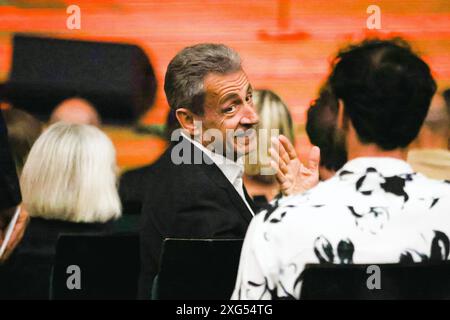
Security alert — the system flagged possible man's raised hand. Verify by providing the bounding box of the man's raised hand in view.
[269,135,320,196]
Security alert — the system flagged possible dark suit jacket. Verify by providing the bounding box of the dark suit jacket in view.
[138,136,257,298]
[0,110,21,211]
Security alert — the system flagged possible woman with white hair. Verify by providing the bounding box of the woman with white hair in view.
[1,122,121,299]
[21,122,121,223]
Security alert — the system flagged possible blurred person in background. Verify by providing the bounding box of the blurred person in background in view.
[306,85,347,180]
[3,108,43,176]
[0,122,121,299]
[0,107,29,264]
[50,97,101,127]
[444,88,450,149]
[408,92,450,180]
[244,89,295,210]
[443,89,450,117]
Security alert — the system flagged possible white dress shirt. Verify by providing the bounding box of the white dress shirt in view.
[232,157,450,299]
[181,132,254,216]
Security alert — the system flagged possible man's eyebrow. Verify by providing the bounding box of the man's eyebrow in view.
[218,83,252,105]
[219,92,240,105]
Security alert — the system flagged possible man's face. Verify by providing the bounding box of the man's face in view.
[196,70,259,158]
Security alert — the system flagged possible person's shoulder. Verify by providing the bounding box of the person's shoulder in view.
[422,174,450,189]
[251,174,357,233]
[136,144,200,183]
[250,184,348,233]
[426,175,450,188]
[408,172,450,195]
[120,164,156,185]
[140,148,223,205]
[244,191,349,270]
[289,175,349,207]
[154,140,206,170]
[414,174,450,208]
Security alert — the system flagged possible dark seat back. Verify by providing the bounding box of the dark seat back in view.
[300,261,450,299]
[154,239,243,300]
[51,233,139,300]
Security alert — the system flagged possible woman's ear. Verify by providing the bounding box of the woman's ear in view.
[175,108,196,136]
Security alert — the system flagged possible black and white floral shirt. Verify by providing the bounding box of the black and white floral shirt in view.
[232,157,450,300]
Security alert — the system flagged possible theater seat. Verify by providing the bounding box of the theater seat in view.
[300,261,450,300]
[153,239,243,300]
[50,233,140,300]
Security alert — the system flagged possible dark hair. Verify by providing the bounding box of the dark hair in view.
[164,43,241,115]
[306,85,347,172]
[3,108,43,174]
[328,38,436,150]
[443,88,450,115]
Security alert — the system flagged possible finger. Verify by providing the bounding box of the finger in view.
[279,176,294,196]
[279,158,289,175]
[269,147,288,172]
[307,146,321,172]
[270,160,287,184]
[271,137,290,164]
[279,135,298,160]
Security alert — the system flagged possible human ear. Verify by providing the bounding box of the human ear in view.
[175,108,197,136]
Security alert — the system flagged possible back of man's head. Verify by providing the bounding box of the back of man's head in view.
[50,97,101,127]
[329,38,436,150]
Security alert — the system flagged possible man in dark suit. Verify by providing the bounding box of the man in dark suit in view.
[138,44,261,298]
[0,105,29,262]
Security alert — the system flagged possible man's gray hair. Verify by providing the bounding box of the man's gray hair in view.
[164,43,241,115]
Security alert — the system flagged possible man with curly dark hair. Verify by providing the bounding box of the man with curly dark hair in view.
[233,38,450,300]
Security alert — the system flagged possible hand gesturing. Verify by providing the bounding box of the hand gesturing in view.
[269,135,320,196]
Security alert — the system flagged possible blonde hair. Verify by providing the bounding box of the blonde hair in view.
[20,122,121,223]
[245,90,294,181]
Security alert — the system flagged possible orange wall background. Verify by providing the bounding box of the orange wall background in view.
[1,0,449,169]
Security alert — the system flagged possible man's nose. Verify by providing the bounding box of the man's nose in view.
[240,103,259,125]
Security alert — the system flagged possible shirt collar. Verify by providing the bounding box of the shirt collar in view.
[337,157,414,177]
[181,131,244,185]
